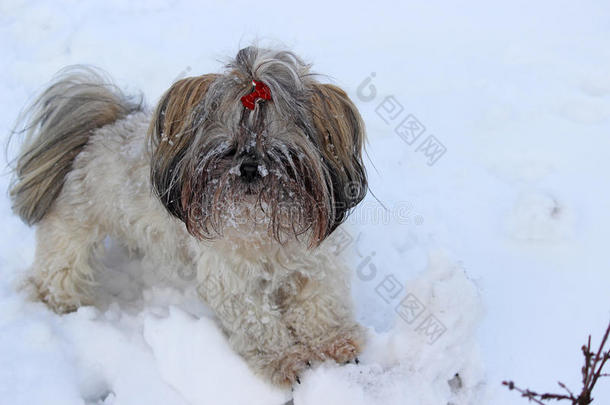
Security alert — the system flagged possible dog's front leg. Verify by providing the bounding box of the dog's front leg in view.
[197,269,315,386]
[282,274,366,365]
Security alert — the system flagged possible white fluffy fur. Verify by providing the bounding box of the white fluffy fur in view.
[27,111,365,385]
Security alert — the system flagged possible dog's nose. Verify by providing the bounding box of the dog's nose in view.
[239,160,259,182]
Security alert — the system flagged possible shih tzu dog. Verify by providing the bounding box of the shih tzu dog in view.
[9,46,367,386]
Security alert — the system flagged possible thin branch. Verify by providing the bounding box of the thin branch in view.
[503,321,610,404]
[558,381,576,399]
[502,381,546,405]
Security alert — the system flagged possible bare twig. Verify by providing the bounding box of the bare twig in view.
[503,321,610,404]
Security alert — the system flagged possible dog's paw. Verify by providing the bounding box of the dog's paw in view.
[26,273,90,314]
[40,291,81,314]
[261,344,315,387]
[317,324,366,364]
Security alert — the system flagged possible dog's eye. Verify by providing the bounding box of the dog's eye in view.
[225,146,237,157]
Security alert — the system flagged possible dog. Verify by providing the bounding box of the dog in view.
[9,46,368,386]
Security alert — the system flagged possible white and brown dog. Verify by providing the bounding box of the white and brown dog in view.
[9,46,368,386]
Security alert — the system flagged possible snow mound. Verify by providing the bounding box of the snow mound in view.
[294,251,485,405]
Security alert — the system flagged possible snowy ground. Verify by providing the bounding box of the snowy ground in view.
[1,1,610,404]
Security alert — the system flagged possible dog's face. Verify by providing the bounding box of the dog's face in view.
[148,47,366,247]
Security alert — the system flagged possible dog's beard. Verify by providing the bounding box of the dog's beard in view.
[179,136,331,246]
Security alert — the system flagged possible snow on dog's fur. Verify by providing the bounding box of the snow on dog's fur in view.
[9,46,368,386]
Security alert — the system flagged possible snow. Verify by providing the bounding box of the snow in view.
[258,164,269,177]
[1,0,610,404]
[142,308,289,405]
[294,252,485,405]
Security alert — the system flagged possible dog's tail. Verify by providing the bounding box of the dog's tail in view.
[8,66,142,225]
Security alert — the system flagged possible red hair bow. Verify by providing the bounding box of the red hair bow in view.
[241,80,272,110]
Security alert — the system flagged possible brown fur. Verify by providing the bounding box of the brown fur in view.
[309,83,367,234]
[148,74,220,222]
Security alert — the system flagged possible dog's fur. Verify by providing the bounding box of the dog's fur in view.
[9,46,367,386]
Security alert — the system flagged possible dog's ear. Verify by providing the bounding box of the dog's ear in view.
[309,83,367,239]
[148,74,218,221]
